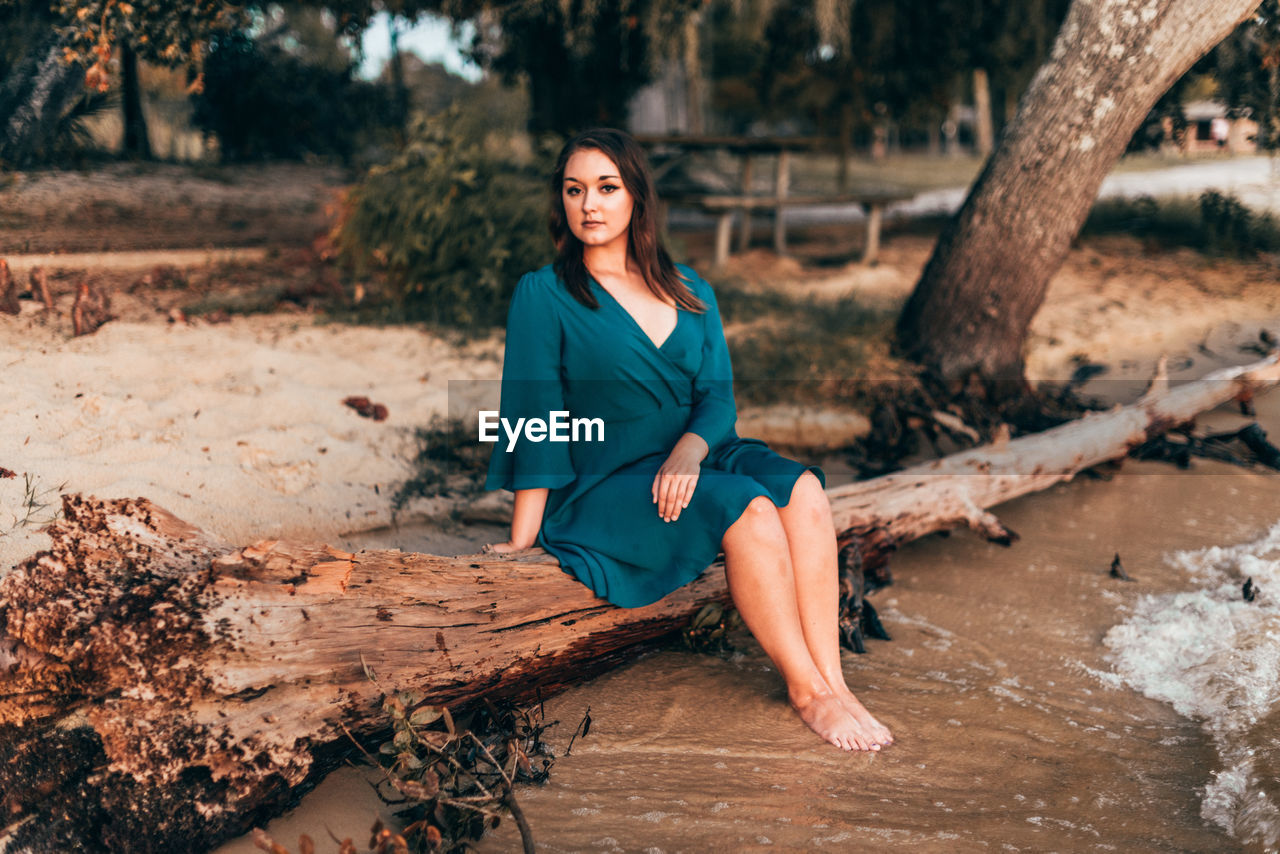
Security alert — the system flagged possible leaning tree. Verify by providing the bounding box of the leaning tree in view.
[896,0,1264,393]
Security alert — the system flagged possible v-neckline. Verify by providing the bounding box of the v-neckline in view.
[591,278,680,351]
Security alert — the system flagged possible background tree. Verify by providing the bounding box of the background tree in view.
[1213,0,1280,151]
[0,1,91,166]
[895,0,1262,395]
[0,0,400,164]
[191,6,404,162]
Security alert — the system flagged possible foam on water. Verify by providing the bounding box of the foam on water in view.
[1103,520,1280,851]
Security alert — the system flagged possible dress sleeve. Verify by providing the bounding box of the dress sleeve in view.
[684,272,737,450]
[484,274,577,492]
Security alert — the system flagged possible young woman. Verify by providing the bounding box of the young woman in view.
[484,128,893,752]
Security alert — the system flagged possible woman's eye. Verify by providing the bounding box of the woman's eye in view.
[601,184,618,193]
[565,187,580,196]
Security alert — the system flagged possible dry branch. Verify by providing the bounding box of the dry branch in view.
[30,267,53,311]
[0,259,18,316]
[1,354,1277,851]
[70,278,113,337]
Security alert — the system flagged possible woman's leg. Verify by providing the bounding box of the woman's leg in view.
[721,495,875,751]
[775,471,893,746]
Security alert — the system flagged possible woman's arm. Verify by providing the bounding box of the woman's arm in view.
[487,487,549,552]
[685,274,736,450]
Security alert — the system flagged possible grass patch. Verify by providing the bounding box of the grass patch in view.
[391,416,491,517]
[714,281,909,407]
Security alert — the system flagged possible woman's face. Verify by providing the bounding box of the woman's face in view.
[561,147,635,252]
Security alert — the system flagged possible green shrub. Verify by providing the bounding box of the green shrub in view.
[1083,191,1280,258]
[336,109,554,329]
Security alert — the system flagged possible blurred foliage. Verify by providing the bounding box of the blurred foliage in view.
[1138,0,1280,152]
[335,107,553,328]
[707,0,1070,142]
[1082,191,1280,258]
[1211,0,1280,151]
[0,1,50,79]
[464,0,690,133]
[192,26,403,162]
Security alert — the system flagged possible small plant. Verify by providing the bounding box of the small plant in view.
[1199,189,1257,255]
[682,602,744,657]
[391,416,491,519]
[1,472,65,538]
[352,690,555,853]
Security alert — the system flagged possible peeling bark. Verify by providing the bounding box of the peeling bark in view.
[1,355,1277,851]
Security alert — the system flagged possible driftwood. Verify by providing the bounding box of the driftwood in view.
[0,259,18,316]
[1,354,1278,851]
[70,278,112,337]
[30,267,53,311]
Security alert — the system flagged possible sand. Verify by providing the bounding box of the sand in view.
[0,282,503,571]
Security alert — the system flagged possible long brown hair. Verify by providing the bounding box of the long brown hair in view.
[549,128,705,313]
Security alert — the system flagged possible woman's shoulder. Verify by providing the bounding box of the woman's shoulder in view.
[673,262,718,306]
[513,264,570,302]
[519,264,559,288]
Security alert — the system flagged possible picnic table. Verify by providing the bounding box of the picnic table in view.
[636,134,913,268]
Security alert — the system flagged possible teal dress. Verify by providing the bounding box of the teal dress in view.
[485,263,824,608]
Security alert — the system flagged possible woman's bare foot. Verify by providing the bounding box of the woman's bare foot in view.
[789,690,881,751]
[827,681,894,747]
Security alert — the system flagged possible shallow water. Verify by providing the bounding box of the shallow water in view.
[472,464,1274,853]
[220,397,1280,854]
[1105,521,1280,851]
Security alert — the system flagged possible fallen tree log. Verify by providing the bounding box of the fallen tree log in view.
[1,354,1278,851]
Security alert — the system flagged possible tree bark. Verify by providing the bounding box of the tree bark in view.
[972,67,994,156]
[682,10,705,135]
[120,42,152,160]
[0,31,85,167]
[2,354,1278,851]
[896,0,1261,389]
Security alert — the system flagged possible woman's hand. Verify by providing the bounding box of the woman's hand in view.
[483,540,533,554]
[652,433,709,522]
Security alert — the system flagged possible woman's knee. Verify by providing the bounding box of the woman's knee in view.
[724,495,783,545]
[784,472,832,525]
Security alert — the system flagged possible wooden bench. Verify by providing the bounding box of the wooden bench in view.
[667,190,914,269]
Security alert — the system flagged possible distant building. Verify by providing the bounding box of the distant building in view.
[1179,101,1257,154]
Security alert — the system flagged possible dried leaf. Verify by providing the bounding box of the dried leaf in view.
[409,706,442,727]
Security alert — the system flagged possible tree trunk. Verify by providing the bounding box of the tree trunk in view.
[682,11,705,135]
[895,0,1260,389]
[2,354,1277,851]
[120,42,152,160]
[838,104,854,191]
[388,19,410,139]
[0,31,85,167]
[972,67,994,156]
